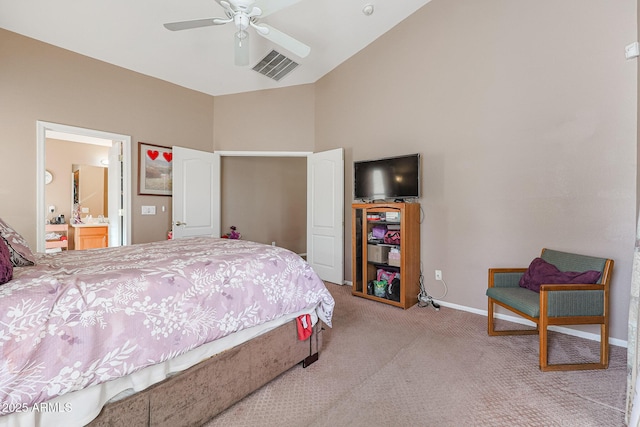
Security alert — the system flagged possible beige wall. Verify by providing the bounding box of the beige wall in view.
[221,156,306,254]
[0,28,215,245]
[315,0,636,341]
[213,85,315,152]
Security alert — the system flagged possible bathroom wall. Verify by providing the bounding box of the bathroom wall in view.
[45,138,109,225]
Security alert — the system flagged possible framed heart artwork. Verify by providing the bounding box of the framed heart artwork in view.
[138,142,173,196]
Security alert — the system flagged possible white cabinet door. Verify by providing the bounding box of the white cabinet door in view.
[172,147,220,239]
[307,148,344,284]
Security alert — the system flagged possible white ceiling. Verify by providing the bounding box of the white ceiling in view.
[0,0,431,96]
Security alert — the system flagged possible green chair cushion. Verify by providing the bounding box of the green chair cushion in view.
[486,287,604,318]
[486,287,540,318]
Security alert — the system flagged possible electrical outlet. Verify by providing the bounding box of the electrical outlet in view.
[141,205,156,215]
[626,41,640,59]
[435,270,442,281]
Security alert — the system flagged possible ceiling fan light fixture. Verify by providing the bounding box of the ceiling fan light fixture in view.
[234,31,250,66]
[236,29,248,42]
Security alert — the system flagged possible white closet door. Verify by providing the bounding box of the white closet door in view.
[172,147,220,239]
[307,148,344,284]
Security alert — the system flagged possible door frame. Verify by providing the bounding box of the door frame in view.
[216,151,312,157]
[36,121,132,252]
[215,150,313,247]
[215,151,312,244]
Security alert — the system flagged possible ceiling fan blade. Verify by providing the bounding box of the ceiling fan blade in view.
[164,18,230,31]
[234,31,250,66]
[255,0,303,18]
[256,23,310,58]
[215,0,233,12]
[247,6,263,18]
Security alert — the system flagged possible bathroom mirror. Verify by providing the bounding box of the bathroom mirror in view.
[72,164,108,221]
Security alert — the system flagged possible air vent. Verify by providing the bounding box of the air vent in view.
[252,50,299,81]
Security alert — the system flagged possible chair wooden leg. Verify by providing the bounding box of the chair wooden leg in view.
[540,321,609,372]
[488,298,495,335]
[539,318,548,370]
[487,298,539,336]
[600,323,609,368]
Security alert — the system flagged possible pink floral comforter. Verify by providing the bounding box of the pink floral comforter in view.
[0,237,334,413]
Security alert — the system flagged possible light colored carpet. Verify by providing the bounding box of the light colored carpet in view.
[204,283,626,427]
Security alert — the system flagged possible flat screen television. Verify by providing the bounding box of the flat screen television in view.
[354,153,420,201]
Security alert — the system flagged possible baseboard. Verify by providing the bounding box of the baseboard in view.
[342,280,352,286]
[433,299,628,349]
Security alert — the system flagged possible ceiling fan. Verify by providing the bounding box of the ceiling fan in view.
[164,0,311,66]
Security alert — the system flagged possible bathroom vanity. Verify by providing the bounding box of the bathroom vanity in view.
[71,223,108,250]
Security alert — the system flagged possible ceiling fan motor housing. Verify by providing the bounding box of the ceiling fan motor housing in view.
[234,13,250,32]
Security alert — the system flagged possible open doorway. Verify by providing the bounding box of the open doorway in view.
[36,121,132,252]
[220,156,307,255]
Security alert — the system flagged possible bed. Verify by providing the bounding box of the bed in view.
[0,222,334,427]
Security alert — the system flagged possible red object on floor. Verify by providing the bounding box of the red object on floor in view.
[296,314,312,340]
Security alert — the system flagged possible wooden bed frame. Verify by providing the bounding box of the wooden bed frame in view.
[86,320,326,427]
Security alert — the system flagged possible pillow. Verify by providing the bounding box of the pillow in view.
[0,218,36,267]
[0,237,13,284]
[519,257,601,293]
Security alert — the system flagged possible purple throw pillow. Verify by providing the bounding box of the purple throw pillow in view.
[0,237,13,285]
[518,257,601,293]
[0,217,35,267]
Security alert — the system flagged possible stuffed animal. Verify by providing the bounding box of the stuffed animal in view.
[223,225,241,239]
[228,226,240,239]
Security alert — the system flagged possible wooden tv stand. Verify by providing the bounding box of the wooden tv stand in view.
[351,202,420,309]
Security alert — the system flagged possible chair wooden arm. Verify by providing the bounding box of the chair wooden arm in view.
[489,268,528,275]
[539,283,604,292]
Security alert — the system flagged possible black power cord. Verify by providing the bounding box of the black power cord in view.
[417,270,447,311]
